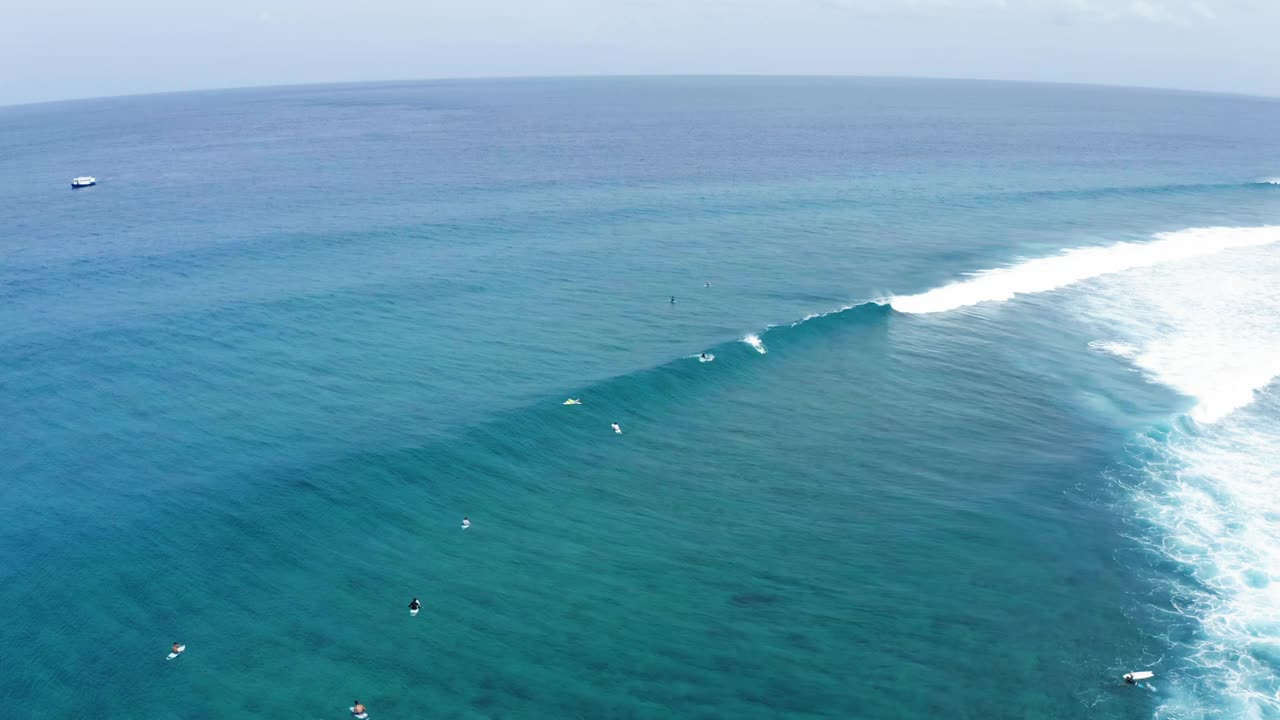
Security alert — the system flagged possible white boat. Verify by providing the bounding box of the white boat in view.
[71,176,96,188]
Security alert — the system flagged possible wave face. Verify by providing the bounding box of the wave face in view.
[890,226,1280,315]
[1074,236,1280,717]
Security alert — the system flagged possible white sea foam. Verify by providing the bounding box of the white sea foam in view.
[1259,178,1280,185]
[1072,232,1280,716]
[1087,339,1139,361]
[1077,234,1280,424]
[1126,403,1280,718]
[741,334,767,354]
[890,226,1280,315]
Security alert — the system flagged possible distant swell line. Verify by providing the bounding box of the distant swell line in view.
[997,178,1279,201]
[888,226,1280,314]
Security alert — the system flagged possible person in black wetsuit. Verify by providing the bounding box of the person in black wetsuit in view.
[409,598,421,612]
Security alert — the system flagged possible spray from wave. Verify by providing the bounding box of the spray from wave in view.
[889,226,1280,315]
[741,334,767,354]
[1087,340,1139,361]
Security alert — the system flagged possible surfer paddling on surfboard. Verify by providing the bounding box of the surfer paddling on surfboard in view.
[1124,671,1155,685]
[351,700,368,718]
[408,598,421,616]
[167,642,185,660]
[461,516,471,529]
[611,422,622,434]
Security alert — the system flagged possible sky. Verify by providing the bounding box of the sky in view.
[2,0,1277,106]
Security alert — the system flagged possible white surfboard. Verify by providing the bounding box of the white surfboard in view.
[611,423,622,434]
[350,708,368,719]
[166,645,185,660]
[410,608,419,616]
[698,354,715,363]
[1127,671,1155,681]
[563,398,582,405]
[461,519,471,529]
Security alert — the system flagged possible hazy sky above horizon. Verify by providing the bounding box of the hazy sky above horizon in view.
[3,0,1277,105]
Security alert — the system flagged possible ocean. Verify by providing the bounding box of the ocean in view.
[1,77,1278,719]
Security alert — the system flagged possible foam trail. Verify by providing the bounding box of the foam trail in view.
[1075,233,1280,716]
[742,334,767,354]
[1127,402,1280,718]
[1259,178,1280,185]
[890,226,1280,314]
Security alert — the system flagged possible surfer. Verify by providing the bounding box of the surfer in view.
[705,281,710,287]
[351,700,368,718]
[700,353,708,360]
[461,516,471,529]
[171,642,184,656]
[409,598,421,613]
[611,422,622,434]
[670,295,676,303]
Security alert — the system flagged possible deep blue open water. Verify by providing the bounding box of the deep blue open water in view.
[2,77,1279,719]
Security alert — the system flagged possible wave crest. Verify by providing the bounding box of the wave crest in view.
[890,226,1280,315]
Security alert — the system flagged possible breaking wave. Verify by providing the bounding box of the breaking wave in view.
[889,226,1280,315]
[1075,234,1280,717]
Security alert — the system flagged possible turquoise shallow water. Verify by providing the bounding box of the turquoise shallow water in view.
[2,78,1279,719]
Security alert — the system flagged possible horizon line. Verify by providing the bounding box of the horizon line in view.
[4,72,1277,111]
